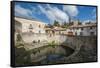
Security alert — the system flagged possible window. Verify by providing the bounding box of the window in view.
[39,30,41,33]
[75,32,77,35]
[90,32,94,36]
[80,32,83,36]
[76,28,79,30]
[29,24,33,32]
[29,24,33,29]
[59,31,61,34]
[90,27,93,29]
[81,28,84,30]
[39,25,41,28]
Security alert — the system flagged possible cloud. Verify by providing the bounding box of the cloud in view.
[63,5,78,17]
[83,20,96,24]
[38,4,69,24]
[15,5,32,18]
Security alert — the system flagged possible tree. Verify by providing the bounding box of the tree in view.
[53,20,60,26]
[61,22,70,28]
[78,21,82,25]
[47,24,53,28]
[16,33,22,42]
[69,22,74,26]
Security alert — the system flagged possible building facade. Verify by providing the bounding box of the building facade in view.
[45,26,67,37]
[15,17,46,34]
[66,21,97,36]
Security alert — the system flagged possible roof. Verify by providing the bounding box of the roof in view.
[15,16,47,25]
[45,27,66,31]
[68,23,97,29]
[15,16,40,22]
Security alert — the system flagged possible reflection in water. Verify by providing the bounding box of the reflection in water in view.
[31,45,74,65]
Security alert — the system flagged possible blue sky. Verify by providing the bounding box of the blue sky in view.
[14,2,97,24]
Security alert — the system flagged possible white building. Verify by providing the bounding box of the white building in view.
[66,21,97,36]
[45,26,66,35]
[15,16,46,33]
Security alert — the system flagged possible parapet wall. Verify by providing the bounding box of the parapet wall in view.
[21,33,67,44]
[20,33,97,50]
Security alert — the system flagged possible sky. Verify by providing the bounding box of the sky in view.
[14,2,97,24]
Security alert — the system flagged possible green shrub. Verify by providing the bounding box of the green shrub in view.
[48,41,58,48]
[16,33,22,42]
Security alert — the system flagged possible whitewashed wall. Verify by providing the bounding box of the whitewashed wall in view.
[21,33,67,43]
[15,17,46,33]
[66,27,97,36]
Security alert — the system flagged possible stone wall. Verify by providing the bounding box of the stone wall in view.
[15,32,97,64]
[19,33,97,50]
[21,33,67,44]
[62,36,97,62]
